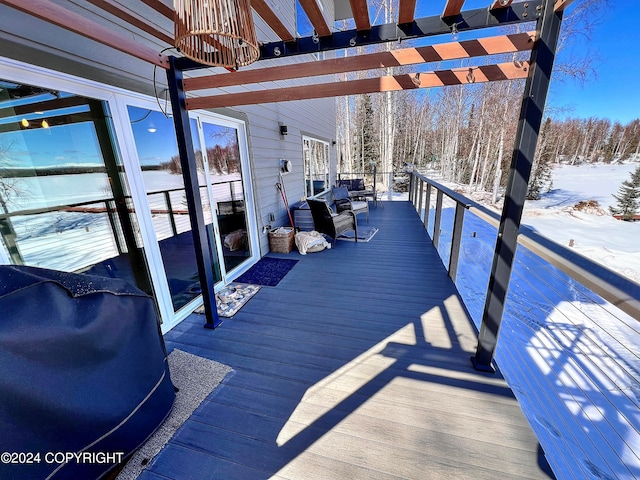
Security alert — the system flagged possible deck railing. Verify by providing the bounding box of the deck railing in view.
[0,179,243,273]
[408,171,640,320]
[408,170,640,478]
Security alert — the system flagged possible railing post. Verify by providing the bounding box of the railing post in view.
[424,183,432,230]
[448,203,465,282]
[164,191,178,236]
[105,200,125,254]
[418,179,424,221]
[0,216,23,265]
[432,190,443,250]
[472,0,563,372]
[408,173,415,203]
[167,56,221,329]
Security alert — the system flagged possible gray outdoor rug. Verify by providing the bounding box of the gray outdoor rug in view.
[116,349,232,480]
[338,226,379,242]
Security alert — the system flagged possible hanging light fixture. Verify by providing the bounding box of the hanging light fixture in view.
[174,0,260,68]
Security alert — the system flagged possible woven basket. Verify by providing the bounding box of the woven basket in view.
[268,228,295,253]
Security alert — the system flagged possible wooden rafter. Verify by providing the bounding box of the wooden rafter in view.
[298,0,331,37]
[442,0,466,18]
[349,0,371,31]
[186,61,530,109]
[139,0,173,20]
[0,0,169,68]
[184,32,535,91]
[489,0,513,9]
[554,0,575,11]
[398,0,417,24]
[86,0,172,45]
[251,0,295,42]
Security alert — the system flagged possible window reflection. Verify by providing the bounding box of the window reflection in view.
[303,136,330,197]
[200,121,250,272]
[0,80,151,293]
[128,106,222,311]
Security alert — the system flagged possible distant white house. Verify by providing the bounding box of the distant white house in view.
[0,1,337,332]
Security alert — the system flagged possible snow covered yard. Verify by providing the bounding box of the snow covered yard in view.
[523,162,640,285]
[417,162,640,479]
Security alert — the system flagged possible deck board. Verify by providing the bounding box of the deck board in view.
[142,201,554,480]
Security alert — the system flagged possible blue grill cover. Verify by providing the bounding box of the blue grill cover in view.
[0,265,175,480]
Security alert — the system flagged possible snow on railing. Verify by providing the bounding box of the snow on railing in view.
[409,170,640,480]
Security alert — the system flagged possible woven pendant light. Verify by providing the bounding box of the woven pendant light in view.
[174,0,259,68]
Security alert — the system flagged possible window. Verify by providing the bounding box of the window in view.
[303,136,330,197]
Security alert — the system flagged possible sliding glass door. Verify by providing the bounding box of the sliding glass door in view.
[0,79,152,294]
[199,119,252,273]
[125,105,256,321]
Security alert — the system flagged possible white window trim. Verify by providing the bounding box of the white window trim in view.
[0,55,259,333]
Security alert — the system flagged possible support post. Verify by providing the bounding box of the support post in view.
[166,56,221,329]
[432,190,443,250]
[448,202,465,282]
[418,179,424,221]
[472,0,562,371]
[424,183,432,230]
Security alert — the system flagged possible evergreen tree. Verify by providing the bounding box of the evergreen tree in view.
[610,165,640,220]
[527,118,554,200]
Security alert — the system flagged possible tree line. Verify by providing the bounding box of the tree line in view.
[336,0,625,202]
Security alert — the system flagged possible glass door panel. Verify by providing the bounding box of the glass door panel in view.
[127,106,221,312]
[200,121,251,273]
[303,136,330,197]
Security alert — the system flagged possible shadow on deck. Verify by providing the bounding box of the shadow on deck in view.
[142,201,555,480]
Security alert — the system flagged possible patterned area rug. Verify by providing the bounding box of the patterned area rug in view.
[234,257,298,287]
[195,283,260,317]
[338,226,379,242]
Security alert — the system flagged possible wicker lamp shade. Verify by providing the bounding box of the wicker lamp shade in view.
[174,0,259,68]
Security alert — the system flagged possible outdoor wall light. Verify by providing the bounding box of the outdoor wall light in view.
[279,124,288,136]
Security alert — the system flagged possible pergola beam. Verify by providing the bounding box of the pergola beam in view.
[398,0,418,24]
[139,0,173,20]
[0,0,169,68]
[298,0,332,36]
[250,2,543,63]
[349,0,371,31]
[183,32,535,91]
[251,0,296,42]
[442,0,466,18]
[185,61,529,109]
[86,0,173,45]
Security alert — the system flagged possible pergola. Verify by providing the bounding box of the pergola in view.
[2,0,571,370]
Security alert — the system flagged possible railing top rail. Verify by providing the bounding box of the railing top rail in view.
[411,171,640,322]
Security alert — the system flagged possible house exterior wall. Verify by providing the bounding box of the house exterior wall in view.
[0,0,337,327]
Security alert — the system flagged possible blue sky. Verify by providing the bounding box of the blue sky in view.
[546,1,640,124]
[297,0,639,125]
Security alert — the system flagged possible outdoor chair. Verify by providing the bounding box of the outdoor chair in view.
[307,199,358,245]
[332,186,369,222]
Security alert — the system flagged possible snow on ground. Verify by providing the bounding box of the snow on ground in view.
[522,162,640,284]
[409,162,640,478]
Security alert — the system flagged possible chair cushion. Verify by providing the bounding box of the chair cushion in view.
[351,201,368,212]
[332,186,350,200]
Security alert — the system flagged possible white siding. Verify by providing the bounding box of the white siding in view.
[0,0,337,257]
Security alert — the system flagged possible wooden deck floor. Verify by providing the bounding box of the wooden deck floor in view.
[141,201,555,480]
